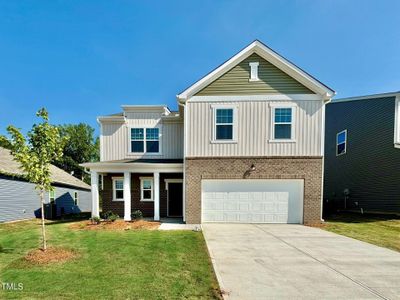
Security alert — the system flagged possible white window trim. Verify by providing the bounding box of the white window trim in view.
[49,189,56,203]
[128,126,162,155]
[112,177,124,202]
[336,129,347,156]
[394,95,400,148]
[269,103,296,143]
[73,191,79,206]
[164,178,184,190]
[211,104,238,143]
[140,177,154,202]
[249,62,260,81]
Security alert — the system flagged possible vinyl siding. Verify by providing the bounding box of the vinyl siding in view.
[0,176,91,222]
[324,96,400,214]
[196,53,313,95]
[101,113,183,161]
[186,100,324,157]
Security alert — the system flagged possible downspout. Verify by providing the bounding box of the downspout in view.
[178,97,187,223]
[320,92,335,222]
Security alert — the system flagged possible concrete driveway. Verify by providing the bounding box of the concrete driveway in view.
[202,224,400,300]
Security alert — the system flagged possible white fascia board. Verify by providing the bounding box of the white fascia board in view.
[177,40,335,101]
[395,95,400,147]
[188,94,323,103]
[79,162,183,173]
[333,91,400,103]
[121,105,171,115]
[97,116,126,124]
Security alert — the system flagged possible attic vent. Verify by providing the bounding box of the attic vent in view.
[249,62,260,81]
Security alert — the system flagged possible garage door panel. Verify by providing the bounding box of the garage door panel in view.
[238,202,249,211]
[202,179,303,224]
[223,202,238,211]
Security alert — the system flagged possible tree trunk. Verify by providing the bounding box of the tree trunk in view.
[40,190,47,251]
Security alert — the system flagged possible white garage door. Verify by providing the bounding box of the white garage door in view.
[202,179,304,224]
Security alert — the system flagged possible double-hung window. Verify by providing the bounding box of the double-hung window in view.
[49,190,56,203]
[272,107,294,140]
[113,178,124,201]
[336,130,347,156]
[130,128,160,153]
[73,191,79,206]
[214,107,236,141]
[140,177,153,201]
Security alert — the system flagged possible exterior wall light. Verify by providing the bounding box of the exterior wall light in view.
[243,164,256,178]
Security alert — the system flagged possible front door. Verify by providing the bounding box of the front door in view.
[168,182,183,217]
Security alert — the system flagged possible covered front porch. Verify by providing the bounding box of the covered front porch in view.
[81,159,184,222]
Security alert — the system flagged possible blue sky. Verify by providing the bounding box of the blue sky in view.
[0,0,399,136]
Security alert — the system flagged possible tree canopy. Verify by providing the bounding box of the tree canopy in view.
[55,123,99,182]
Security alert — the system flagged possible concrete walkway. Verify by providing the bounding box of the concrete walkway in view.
[202,224,400,300]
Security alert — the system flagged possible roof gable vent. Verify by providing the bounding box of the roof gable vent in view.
[249,61,260,81]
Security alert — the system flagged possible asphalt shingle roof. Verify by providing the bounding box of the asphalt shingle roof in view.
[0,147,90,190]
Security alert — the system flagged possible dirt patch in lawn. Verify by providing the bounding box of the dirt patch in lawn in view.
[69,219,160,231]
[24,247,77,265]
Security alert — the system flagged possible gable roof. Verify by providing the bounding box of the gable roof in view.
[177,40,335,101]
[0,147,90,190]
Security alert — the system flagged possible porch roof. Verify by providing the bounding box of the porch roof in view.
[80,158,183,173]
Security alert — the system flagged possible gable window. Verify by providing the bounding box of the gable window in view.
[130,128,160,154]
[49,190,56,203]
[336,130,347,156]
[249,62,259,81]
[272,107,294,140]
[140,177,153,201]
[73,191,79,206]
[113,177,124,201]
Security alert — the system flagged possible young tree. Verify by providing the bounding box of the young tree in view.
[0,108,65,251]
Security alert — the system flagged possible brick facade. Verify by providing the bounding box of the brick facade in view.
[185,157,323,224]
[101,173,183,218]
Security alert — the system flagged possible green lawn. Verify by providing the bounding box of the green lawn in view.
[323,213,400,252]
[0,219,221,299]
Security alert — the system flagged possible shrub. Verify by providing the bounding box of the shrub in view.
[108,213,119,222]
[101,210,119,222]
[90,216,101,225]
[100,211,111,219]
[131,210,143,220]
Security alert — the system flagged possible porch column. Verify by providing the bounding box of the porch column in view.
[123,171,131,221]
[90,171,100,218]
[154,172,160,221]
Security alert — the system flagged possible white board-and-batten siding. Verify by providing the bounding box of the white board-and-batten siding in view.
[186,100,324,157]
[100,113,184,161]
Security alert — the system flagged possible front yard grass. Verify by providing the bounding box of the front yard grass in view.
[323,213,400,252]
[0,219,221,299]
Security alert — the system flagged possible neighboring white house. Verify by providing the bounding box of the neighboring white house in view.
[82,40,335,224]
[0,147,91,222]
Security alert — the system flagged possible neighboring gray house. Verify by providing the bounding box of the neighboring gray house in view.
[324,92,400,215]
[0,147,91,222]
[82,40,335,225]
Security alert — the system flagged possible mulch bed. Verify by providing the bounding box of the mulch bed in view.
[24,247,77,265]
[306,222,327,228]
[69,219,160,231]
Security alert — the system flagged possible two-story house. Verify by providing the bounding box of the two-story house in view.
[82,40,335,224]
[324,92,400,215]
